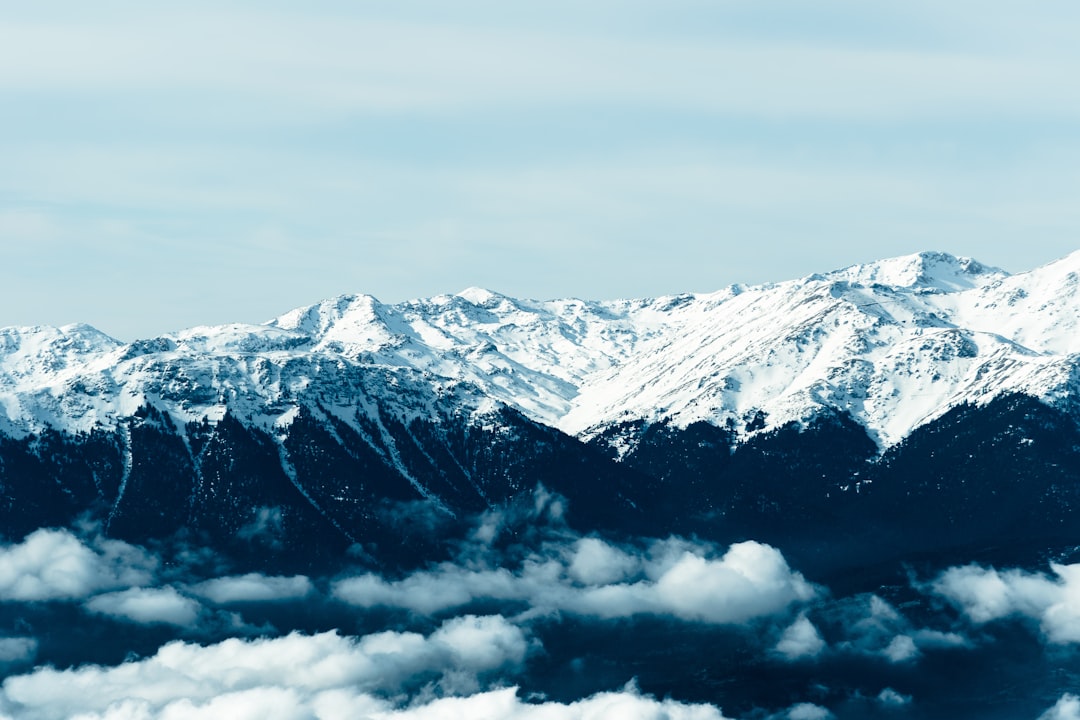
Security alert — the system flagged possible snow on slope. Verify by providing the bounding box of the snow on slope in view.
[269,288,677,426]
[0,251,1078,448]
[561,252,1080,445]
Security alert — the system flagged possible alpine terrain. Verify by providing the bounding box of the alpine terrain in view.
[0,250,1079,719]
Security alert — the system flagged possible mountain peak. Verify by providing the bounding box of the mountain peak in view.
[455,287,507,307]
[827,251,1006,292]
[269,294,385,338]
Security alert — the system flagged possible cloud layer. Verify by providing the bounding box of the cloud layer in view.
[0,614,746,720]
[334,538,817,623]
[0,615,530,720]
[0,526,1076,717]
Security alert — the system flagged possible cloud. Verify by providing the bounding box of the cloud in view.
[10,685,736,720]
[774,614,826,660]
[0,615,531,720]
[566,537,638,586]
[234,507,286,550]
[366,686,733,720]
[189,574,312,604]
[640,542,816,623]
[0,639,36,665]
[0,529,155,601]
[1042,694,1080,720]
[84,587,201,628]
[3,5,1079,123]
[334,538,817,624]
[333,567,521,616]
[909,628,968,650]
[786,703,833,720]
[829,594,968,662]
[876,688,912,708]
[931,562,1080,642]
[880,635,918,663]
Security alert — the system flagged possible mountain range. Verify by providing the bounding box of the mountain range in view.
[2,250,1079,575]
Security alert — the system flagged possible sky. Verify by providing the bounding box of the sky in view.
[2,1,1080,340]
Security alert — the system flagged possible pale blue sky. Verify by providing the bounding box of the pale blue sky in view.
[3,1,1079,339]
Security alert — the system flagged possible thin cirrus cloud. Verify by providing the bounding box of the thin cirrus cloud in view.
[1,4,1079,121]
[4,3,1080,338]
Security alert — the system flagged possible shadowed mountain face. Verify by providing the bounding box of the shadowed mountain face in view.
[0,400,655,571]
[1,392,1076,582]
[591,393,1080,580]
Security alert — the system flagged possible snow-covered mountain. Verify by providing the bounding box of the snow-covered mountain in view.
[2,249,1080,575]
[4,252,1080,720]
[2,250,1078,449]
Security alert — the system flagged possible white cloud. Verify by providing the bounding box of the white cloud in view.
[0,615,530,720]
[27,685,736,720]
[85,587,201,628]
[932,565,1018,623]
[931,562,1080,643]
[334,538,816,624]
[0,529,154,601]
[774,615,826,660]
[566,537,638,586]
[1042,694,1080,720]
[366,686,733,720]
[429,615,530,677]
[876,688,912,708]
[643,542,816,624]
[880,635,918,663]
[189,574,312,604]
[333,567,522,616]
[786,703,833,720]
[910,628,968,650]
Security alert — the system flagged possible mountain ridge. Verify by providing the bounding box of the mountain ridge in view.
[2,250,1076,450]
[1,250,1079,576]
